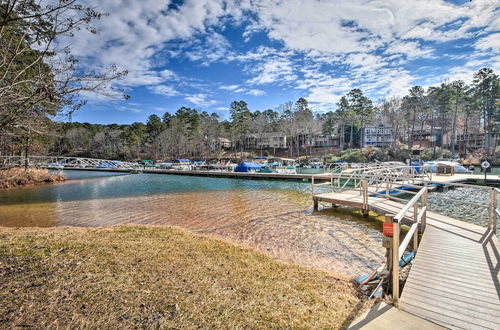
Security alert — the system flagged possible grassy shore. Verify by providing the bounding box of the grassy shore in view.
[0,225,367,328]
[0,167,65,189]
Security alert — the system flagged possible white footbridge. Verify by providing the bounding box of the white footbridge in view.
[0,156,140,170]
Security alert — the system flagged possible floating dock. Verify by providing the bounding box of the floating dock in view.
[314,189,500,329]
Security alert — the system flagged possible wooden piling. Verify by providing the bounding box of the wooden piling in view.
[384,214,393,272]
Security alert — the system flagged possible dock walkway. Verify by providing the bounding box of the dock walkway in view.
[315,190,500,329]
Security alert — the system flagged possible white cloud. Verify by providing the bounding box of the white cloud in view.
[385,40,432,59]
[149,85,180,97]
[475,33,500,52]
[241,0,498,54]
[220,84,240,91]
[247,57,296,85]
[185,31,233,65]
[445,55,500,83]
[247,89,265,96]
[66,0,232,86]
[185,93,217,106]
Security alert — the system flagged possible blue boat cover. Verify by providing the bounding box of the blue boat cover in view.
[234,162,262,172]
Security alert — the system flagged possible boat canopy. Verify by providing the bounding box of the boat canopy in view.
[234,161,262,172]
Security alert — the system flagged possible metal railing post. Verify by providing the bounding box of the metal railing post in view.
[391,216,400,307]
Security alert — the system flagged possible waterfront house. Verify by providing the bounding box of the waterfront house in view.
[363,125,394,148]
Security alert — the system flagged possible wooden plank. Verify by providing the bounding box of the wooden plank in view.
[401,291,500,323]
[402,284,500,312]
[413,249,491,267]
[406,266,500,289]
[408,259,497,281]
[412,252,492,272]
[404,272,500,300]
[402,286,500,315]
[401,301,498,330]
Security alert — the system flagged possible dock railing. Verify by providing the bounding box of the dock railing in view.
[311,170,499,307]
[310,167,498,237]
[388,186,427,307]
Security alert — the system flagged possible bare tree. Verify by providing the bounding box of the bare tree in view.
[377,97,402,146]
[0,0,127,151]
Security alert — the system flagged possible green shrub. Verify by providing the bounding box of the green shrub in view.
[338,149,365,163]
[363,147,389,162]
[387,147,411,162]
[421,147,452,160]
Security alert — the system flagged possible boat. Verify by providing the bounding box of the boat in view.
[156,161,173,169]
[422,160,472,174]
[308,158,323,169]
[234,161,262,173]
[192,159,207,166]
[252,157,269,166]
[222,158,238,171]
[267,157,297,174]
[171,159,191,170]
[138,160,155,168]
[191,159,207,170]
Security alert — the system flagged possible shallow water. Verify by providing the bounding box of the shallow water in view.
[0,171,385,277]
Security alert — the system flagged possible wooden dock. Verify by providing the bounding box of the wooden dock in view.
[314,190,500,329]
[54,167,336,181]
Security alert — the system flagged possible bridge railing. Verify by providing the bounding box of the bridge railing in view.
[0,156,140,170]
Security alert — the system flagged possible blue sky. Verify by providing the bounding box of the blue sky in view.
[65,0,499,124]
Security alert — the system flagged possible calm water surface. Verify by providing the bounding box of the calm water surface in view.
[0,171,387,277]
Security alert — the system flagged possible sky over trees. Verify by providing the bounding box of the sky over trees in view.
[35,0,499,124]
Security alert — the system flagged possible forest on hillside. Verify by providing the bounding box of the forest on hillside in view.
[3,68,499,162]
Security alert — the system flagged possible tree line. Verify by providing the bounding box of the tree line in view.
[374,68,499,157]
[2,67,499,161]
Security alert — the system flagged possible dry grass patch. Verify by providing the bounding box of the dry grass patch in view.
[0,167,65,189]
[0,225,368,328]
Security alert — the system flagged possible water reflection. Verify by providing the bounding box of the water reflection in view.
[0,171,312,205]
[0,172,384,276]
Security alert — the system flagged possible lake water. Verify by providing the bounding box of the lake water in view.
[0,171,386,277]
